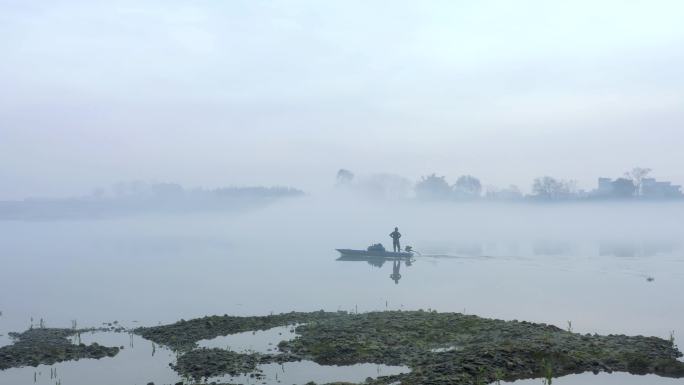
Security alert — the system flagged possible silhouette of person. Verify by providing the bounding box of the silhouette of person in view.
[389,227,402,252]
[390,259,402,284]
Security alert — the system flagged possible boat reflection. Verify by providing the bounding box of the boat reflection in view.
[336,255,413,284]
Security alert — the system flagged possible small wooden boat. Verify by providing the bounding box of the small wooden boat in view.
[336,243,414,259]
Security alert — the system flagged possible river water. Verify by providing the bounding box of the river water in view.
[0,197,682,384]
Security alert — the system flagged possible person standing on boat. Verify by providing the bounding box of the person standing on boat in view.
[389,227,402,252]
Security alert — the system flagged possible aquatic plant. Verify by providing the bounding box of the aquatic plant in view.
[474,366,487,385]
[494,368,504,384]
[137,311,684,384]
[0,328,119,370]
[541,358,554,384]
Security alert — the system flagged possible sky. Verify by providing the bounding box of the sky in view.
[1,0,683,199]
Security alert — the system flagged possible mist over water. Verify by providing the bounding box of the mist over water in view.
[1,196,682,328]
[2,1,684,383]
[1,193,683,384]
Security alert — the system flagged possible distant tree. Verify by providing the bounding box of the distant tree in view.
[452,175,482,199]
[532,176,575,200]
[336,169,355,185]
[624,167,651,196]
[359,173,412,199]
[91,187,106,199]
[213,186,304,198]
[611,178,636,198]
[415,174,451,200]
[485,185,523,200]
[112,181,144,197]
[151,183,184,197]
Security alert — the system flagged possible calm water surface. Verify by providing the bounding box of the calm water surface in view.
[1,200,683,384]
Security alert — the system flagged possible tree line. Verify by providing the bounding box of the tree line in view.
[337,167,682,201]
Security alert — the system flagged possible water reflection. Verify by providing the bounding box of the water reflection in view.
[452,242,483,257]
[422,239,681,258]
[504,372,684,384]
[2,207,684,385]
[390,259,401,284]
[533,240,575,256]
[0,328,411,385]
[336,255,413,284]
[599,240,680,258]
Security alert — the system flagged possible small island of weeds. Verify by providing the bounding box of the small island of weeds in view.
[136,310,684,384]
[0,328,120,370]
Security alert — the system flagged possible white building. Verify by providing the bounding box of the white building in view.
[595,177,615,196]
[641,178,683,199]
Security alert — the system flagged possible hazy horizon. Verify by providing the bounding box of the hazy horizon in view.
[2,3,684,384]
[2,0,684,200]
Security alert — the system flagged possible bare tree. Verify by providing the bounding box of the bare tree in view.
[336,169,355,185]
[624,167,651,196]
[532,176,575,200]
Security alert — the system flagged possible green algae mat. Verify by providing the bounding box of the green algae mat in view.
[135,310,684,384]
[1,311,681,384]
[0,328,119,370]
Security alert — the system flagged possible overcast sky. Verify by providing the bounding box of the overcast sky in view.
[1,0,683,199]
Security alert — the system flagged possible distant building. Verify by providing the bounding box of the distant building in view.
[641,178,683,199]
[596,178,614,196]
[592,177,683,199]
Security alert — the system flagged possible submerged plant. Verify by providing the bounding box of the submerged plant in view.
[474,366,488,385]
[494,368,504,384]
[541,359,554,385]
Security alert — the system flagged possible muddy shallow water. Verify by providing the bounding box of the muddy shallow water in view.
[1,200,683,384]
[0,328,410,385]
